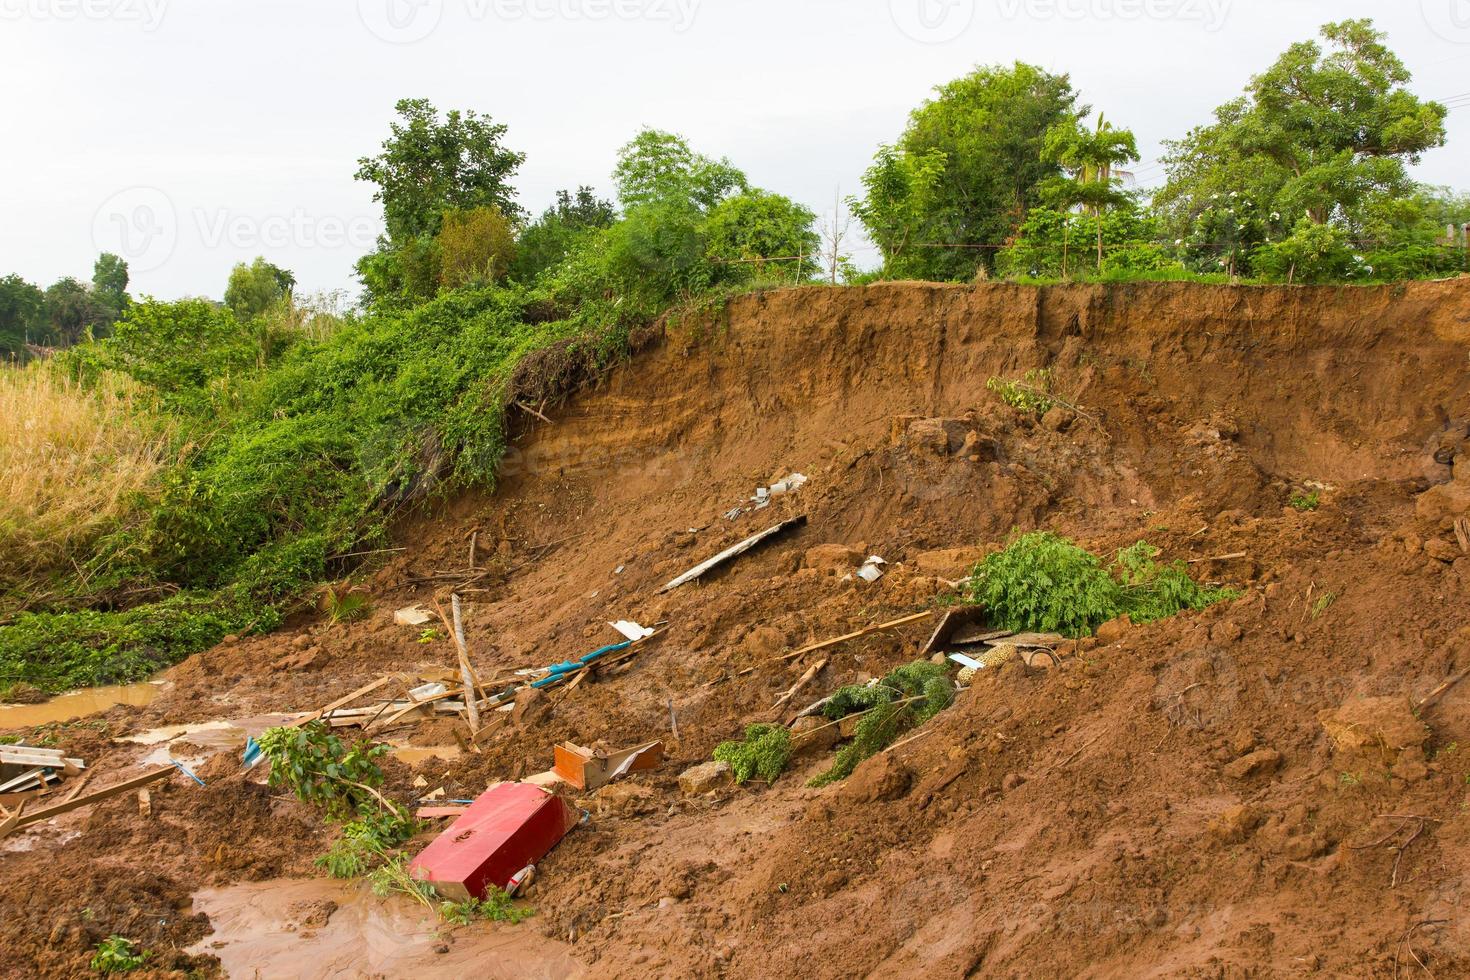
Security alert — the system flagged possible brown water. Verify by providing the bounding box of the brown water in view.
[0,681,162,729]
[188,878,582,979]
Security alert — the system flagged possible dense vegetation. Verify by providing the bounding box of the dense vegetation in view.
[0,17,1463,696]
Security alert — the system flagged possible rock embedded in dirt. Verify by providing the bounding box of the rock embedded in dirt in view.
[740,627,786,660]
[1209,804,1264,845]
[678,760,733,796]
[1424,538,1460,563]
[1318,696,1428,762]
[801,544,863,574]
[1042,406,1076,433]
[271,647,328,673]
[839,754,913,804]
[790,715,839,755]
[511,688,548,729]
[1417,481,1470,520]
[1223,748,1283,780]
[1095,616,1132,645]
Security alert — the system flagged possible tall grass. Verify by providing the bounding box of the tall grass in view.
[0,365,171,596]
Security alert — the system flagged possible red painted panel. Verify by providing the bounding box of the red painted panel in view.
[409,783,579,901]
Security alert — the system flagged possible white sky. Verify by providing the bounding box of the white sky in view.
[1,0,1467,300]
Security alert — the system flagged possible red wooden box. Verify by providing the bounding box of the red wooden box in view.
[409,783,579,901]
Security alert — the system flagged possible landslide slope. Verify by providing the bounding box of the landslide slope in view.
[4,280,1470,979]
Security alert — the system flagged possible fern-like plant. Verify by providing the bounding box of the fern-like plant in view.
[713,724,792,784]
[809,660,955,787]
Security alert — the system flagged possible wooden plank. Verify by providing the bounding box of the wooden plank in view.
[658,516,807,593]
[0,768,48,795]
[291,675,394,728]
[734,611,934,679]
[1,767,175,838]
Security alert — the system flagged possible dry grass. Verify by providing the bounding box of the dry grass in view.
[0,365,172,592]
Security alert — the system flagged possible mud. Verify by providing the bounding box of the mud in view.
[3,280,1470,978]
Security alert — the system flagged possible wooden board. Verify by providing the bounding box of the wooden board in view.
[0,767,175,839]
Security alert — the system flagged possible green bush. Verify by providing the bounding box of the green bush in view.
[713,723,792,784]
[811,661,955,786]
[964,532,1237,638]
[90,936,148,974]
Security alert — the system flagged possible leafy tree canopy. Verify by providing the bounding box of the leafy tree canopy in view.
[1156,19,1447,267]
[224,257,295,321]
[612,128,747,212]
[854,62,1082,280]
[356,98,526,244]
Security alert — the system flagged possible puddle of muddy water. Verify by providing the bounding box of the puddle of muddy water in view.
[189,878,582,980]
[0,681,164,729]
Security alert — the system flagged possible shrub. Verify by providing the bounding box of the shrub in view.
[438,206,517,289]
[257,720,391,819]
[810,661,955,786]
[964,532,1237,638]
[713,724,792,784]
[987,369,1055,416]
[90,936,148,974]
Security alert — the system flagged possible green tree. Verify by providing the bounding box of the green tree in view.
[1041,113,1140,272]
[854,63,1082,280]
[1156,20,1447,276]
[438,206,517,288]
[224,257,295,320]
[511,187,617,283]
[91,298,258,413]
[703,189,819,283]
[355,98,526,243]
[612,128,747,212]
[91,253,130,326]
[42,277,106,346]
[0,274,45,355]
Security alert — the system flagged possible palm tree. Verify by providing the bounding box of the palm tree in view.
[1043,113,1141,272]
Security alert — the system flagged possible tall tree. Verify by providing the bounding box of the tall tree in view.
[854,63,1083,280]
[1042,113,1140,270]
[355,98,527,244]
[42,278,106,346]
[612,129,747,213]
[0,275,45,355]
[224,257,295,320]
[512,186,618,283]
[1156,20,1447,273]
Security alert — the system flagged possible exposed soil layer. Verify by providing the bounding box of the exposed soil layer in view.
[4,280,1470,978]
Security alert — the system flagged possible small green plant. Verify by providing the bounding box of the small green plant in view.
[964,532,1238,639]
[90,936,148,974]
[1290,491,1321,512]
[1339,771,1363,788]
[810,661,955,787]
[1311,592,1337,620]
[439,889,534,926]
[986,369,1055,416]
[368,854,439,910]
[316,809,420,878]
[417,628,440,644]
[257,721,391,818]
[713,724,792,784]
[323,585,373,625]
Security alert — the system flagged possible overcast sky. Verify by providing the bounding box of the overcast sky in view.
[2,0,1467,301]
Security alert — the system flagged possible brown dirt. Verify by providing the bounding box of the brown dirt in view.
[5,279,1470,978]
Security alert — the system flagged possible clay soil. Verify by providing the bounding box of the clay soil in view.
[4,280,1470,978]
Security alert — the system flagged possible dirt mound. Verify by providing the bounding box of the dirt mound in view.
[4,280,1470,978]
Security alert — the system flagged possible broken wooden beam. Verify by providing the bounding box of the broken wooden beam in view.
[0,767,175,838]
[659,516,807,593]
[735,610,935,679]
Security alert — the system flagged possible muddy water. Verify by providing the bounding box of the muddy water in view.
[189,878,583,979]
[0,681,163,729]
